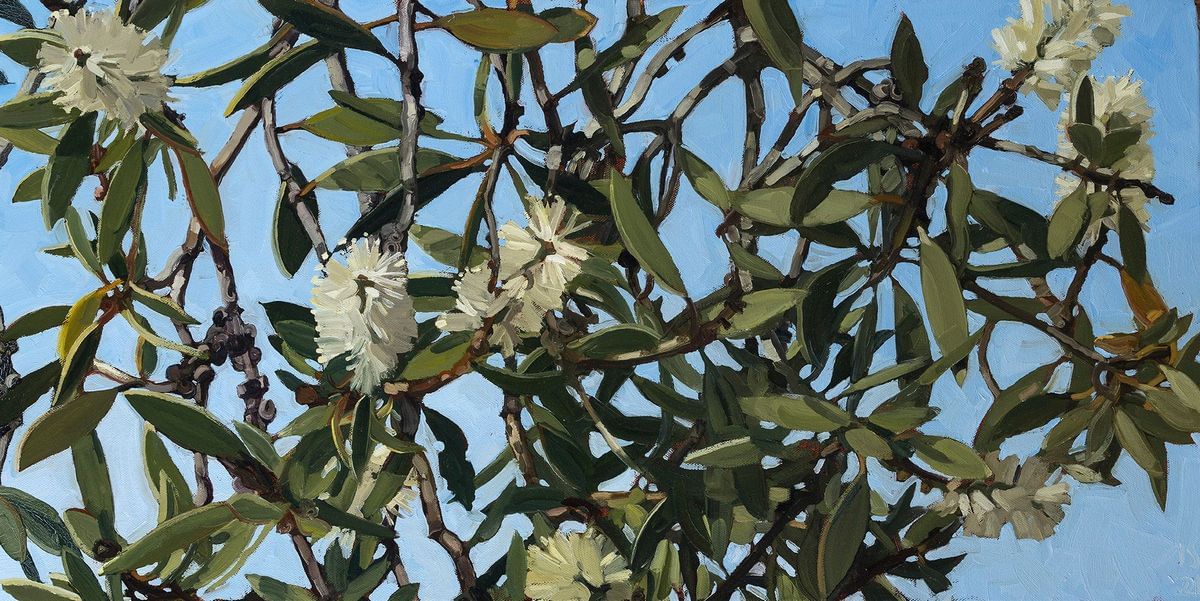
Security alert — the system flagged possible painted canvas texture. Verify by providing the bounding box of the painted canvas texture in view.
[0,0,1195,600]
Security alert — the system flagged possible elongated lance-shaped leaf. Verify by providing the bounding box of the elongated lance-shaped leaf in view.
[918,228,969,357]
[608,173,687,296]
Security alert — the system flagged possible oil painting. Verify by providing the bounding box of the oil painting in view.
[0,0,1195,599]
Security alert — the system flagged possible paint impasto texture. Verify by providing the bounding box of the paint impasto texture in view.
[0,0,1195,599]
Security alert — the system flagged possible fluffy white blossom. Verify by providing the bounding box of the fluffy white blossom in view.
[991,0,1130,108]
[931,453,1071,540]
[311,238,416,392]
[1056,73,1155,242]
[438,198,589,356]
[37,10,172,130]
[526,528,633,601]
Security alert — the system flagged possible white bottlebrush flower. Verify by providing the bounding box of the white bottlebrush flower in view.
[438,198,589,356]
[991,0,1130,108]
[526,528,633,601]
[930,453,1071,540]
[311,238,416,392]
[1055,72,1155,242]
[37,10,172,130]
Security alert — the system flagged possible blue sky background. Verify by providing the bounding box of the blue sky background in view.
[0,0,1196,599]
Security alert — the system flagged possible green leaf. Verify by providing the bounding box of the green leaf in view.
[629,375,704,420]
[1117,203,1147,283]
[1073,76,1094,126]
[13,167,43,203]
[0,498,27,564]
[129,282,199,325]
[272,172,320,278]
[567,324,659,359]
[55,323,102,406]
[973,364,1055,452]
[101,495,281,574]
[540,7,597,43]
[1100,126,1142,167]
[817,476,871,597]
[845,427,894,459]
[802,190,874,227]
[342,559,389,601]
[174,34,279,87]
[233,421,283,474]
[226,40,332,115]
[889,15,927,108]
[945,164,973,264]
[63,208,102,277]
[844,359,928,394]
[678,148,733,210]
[120,310,205,359]
[0,306,69,343]
[0,362,59,425]
[246,575,316,601]
[175,149,227,249]
[312,147,459,193]
[125,391,250,460]
[918,228,968,357]
[424,407,476,510]
[1047,182,1089,258]
[258,0,386,53]
[433,9,560,52]
[792,140,901,221]
[683,436,763,468]
[910,435,990,479]
[410,225,487,268]
[400,334,471,381]
[742,0,805,102]
[503,532,527,601]
[740,395,852,432]
[16,388,117,470]
[0,30,62,68]
[0,487,75,556]
[141,112,198,150]
[286,105,401,146]
[608,173,687,296]
[557,7,684,97]
[0,93,76,129]
[0,580,81,601]
[1067,123,1103,164]
[710,288,805,339]
[1114,407,1164,477]
[734,186,795,227]
[0,126,57,155]
[97,138,148,261]
[42,113,96,229]
[62,550,104,601]
[726,242,783,280]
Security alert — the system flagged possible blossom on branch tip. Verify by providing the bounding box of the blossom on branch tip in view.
[991,0,1130,108]
[931,453,1071,540]
[525,528,633,601]
[37,10,172,131]
[311,238,416,393]
[1055,72,1155,243]
[437,198,589,356]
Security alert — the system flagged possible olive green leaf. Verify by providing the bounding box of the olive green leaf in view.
[433,9,559,52]
[125,391,250,460]
[174,149,227,250]
[918,228,968,357]
[608,173,688,296]
[42,112,96,229]
[258,0,386,54]
[911,435,990,479]
[0,306,69,343]
[742,0,805,102]
[889,14,927,108]
[817,475,871,597]
[16,388,117,470]
[1046,182,1089,258]
[740,395,852,432]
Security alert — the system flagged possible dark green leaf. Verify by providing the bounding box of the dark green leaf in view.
[918,229,968,357]
[16,388,117,470]
[175,149,227,249]
[890,15,927,108]
[42,113,96,229]
[125,391,250,460]
[424,407,476,510]
[609,173,687,295]
[258,0,386,53]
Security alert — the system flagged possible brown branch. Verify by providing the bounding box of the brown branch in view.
[386,0,423,252]
[260,97,329,259]
[411,452,477,591]
[290,531,334,600]
[963,280,1105,364]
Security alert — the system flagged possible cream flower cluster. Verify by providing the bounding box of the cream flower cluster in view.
[1055,72,1155,240]
[991,0,1130,108]
[311,238,417,392]
[37,10,172,131]
[437,198,589,356]
[930,453,1071,540]
[525,528,632,601]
